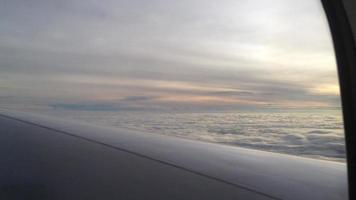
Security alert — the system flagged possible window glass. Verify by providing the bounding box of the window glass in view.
[0,0,345,162]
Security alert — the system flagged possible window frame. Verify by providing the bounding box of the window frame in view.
[321,0,356,198]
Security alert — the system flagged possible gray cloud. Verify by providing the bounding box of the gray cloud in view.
[121,96,156,102]
[0,0,342,111]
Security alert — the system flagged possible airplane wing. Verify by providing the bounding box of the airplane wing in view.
[0,110,347,200]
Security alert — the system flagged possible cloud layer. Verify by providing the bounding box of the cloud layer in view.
[0,0,341,111]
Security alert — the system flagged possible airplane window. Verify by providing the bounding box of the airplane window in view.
[0,0,345,162]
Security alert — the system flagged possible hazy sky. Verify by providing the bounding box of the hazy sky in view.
[0,0,341,111]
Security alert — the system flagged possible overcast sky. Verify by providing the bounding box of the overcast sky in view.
[0,0,341,111]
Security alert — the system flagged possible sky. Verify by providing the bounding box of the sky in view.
[0,0,342,111]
